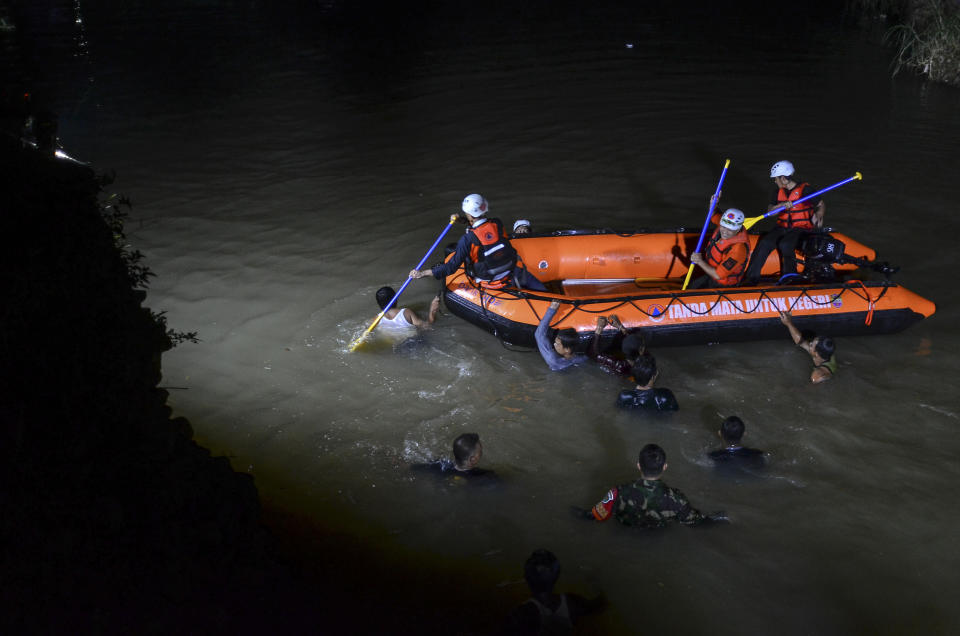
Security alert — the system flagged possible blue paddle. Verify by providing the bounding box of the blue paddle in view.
[742,172,863,230]
[682,159,731,290]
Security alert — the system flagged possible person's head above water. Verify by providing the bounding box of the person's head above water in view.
[621,333,646,361]
[376,286,396,310]
[803,331,836,360]
[513,219,531,235]
[553,328,579,357]
[453,433,483,470]
[814,336,835,360]
[720,416,745,445]
[638,443,667,479]
[524,549,561,595]
[631,353,658,387]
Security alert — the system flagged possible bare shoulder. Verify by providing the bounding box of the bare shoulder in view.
[810,367,832,383]
[400,307,417,324]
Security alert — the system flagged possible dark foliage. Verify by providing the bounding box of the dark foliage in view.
[847,0,960,85]
[0,136,313,633]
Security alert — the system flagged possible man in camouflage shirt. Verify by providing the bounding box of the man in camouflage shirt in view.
[587,444,717,527]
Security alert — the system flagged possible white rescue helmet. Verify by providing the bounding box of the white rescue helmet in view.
[770,160,795,178]
[719,208,745,231]
[462,193,489,217]
[513,219,531,232]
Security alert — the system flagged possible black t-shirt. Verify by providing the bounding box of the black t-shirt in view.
[709,446,766,469]
[616,388,679,411]
[410,458,498,483]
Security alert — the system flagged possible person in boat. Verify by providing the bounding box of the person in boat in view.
[709,416,766,468]
[408,194,547,291]
[743,160,826,285]
[688,208,751,288]
[511,218,531,236]
[373,286,440,333]
[575,443,726,527]
[410,433,497,481]
[616,353,678,411]
[501,549,605,635]
[779,311,837,383]
[588,315,644,376]
[536,300,590,371]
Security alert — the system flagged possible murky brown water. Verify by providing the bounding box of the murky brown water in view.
[19,1,960,633]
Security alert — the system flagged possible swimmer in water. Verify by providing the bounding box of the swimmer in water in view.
[709,416,765,468]
[536,300,590,372]
[575,444,727,527]
[615,353,678,411]
[373,286,439,333]
[588,315,645,377]
[410,433,496,482]
[501,549,605,635]
[779,311,837,383]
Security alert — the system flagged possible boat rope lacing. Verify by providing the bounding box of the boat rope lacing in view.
[449,269,892,329]
[471,277,540,352]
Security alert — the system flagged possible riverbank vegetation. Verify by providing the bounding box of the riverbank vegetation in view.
[0,135,293,632]
[848,0,960,85]
[0,137,526,634]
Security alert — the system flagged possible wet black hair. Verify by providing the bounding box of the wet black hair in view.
[631,353,657,386]
[524,549,561,594]
[720,416,745,444]
[376,286,396,310]
[815,336,835,360]
[621,333,646,360]
[638,443,666,477]
[452,433,480,467]
[556,328,579,351]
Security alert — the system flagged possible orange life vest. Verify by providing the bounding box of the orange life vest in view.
[467,219,517,289]
[776,182,817,230]
[704,228,750,286]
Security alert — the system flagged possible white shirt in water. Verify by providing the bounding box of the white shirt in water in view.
[377,308,416,333]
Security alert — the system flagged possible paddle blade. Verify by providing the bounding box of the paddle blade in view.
[347,332,369,352]
[348,312,385,352]
[742,215,763,231]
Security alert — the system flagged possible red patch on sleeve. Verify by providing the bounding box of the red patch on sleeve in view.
[592,488,618,521]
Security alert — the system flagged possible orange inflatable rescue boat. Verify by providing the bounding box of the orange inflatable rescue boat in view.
[439,228,936,348]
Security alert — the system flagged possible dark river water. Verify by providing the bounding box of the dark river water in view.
[8,1,960,633]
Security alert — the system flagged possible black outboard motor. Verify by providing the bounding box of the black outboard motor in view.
[800,233,900,282]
